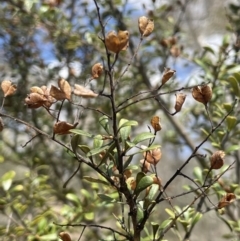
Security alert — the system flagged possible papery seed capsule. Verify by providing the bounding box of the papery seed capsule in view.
[210,150,225,169]
[175,93,186,113]
[192,85,212,105]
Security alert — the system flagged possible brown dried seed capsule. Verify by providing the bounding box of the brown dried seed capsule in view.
[218,193,236,209]
[59,232,72,241]
[192,85,212,105]
[161,68,176,85]
[92,63,103,78]
[210,150,225,169]
[150,116,161,132]
[138,16,154,37]
[1,80,17,97]
[105,30,129,53]
[175,93,186,113]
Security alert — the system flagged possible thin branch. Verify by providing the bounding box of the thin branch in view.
[54,222,130,239]
[1,97,5,111]
[21,134,40,147]
[178,172,215,207]
[63,162,81,188]
[115,37,144,85]
[116,82,207,113]
[71,102,112,119]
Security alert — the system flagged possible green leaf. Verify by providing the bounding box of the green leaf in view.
[125,141,135,148]
[1,170,16,181]
[233,72,240,84]
[136,172,146,184]
[71,134,81,153]
[24,0,38,12]
[93,134,103,148]
[136,204,144,223]
[203,46,215,55]
[99,116,110,134]
[159,219,172,230]
[84,212,94,220]
[192,212,202,226]
[120,125,131,143]
[66,193,80,204]
[65,34,82,50]
[0,156,4,163]
[223,103,232,112]
[134,175,154,195]
[86,145,110,157]
[132,132,155,144]
[119,119,138,129]
[146,184,159,201]
[78,145,91,154]
[225,145,240,154]
[151,222,160,239]
[1,171,16,191]
[127,144,161,156]
[165,208,175,219]
[123,155,134,169]
[193,167,203,182]
[83,176,109,186]
[100,141,116,164]
[228,76,240,97]
[98,193,116,203]
[226,115,237,131]
[39,233,58,240]
[70,129,94,138]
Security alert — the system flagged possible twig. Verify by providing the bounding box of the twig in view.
[117,82,208,113]
[1,97,5,111]
[54,222,130,239]
[63,162,81,188]
[21,134,40,147]
[178,172,215,207]
[205,104,214,130]
[71,102,112,119]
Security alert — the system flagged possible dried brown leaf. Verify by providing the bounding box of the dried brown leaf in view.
[218,193,236,209]
[192,85,212,105]
[105,30,129,53]
[24,93,46,109]
[138,16,154,37]
[140,159,151,173]
[162,68,176,85]
[30,86,44,95]
[124,169,132,179]
[126,177,136,190]
[54,121,78,135]
[73,84,98,98]
[175,93,186,113]
[92,63,103,78]
[50,85,66,100]
[144,148,162,165]
[210,150,225,169]
[1,80,17,97]
[59,232,72,241]
[58,78,71,100]
[118,30,129,51]
[150,116,161,132]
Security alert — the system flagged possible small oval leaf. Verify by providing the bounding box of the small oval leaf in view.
[134,175,154,195]
[133,132,155,144]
